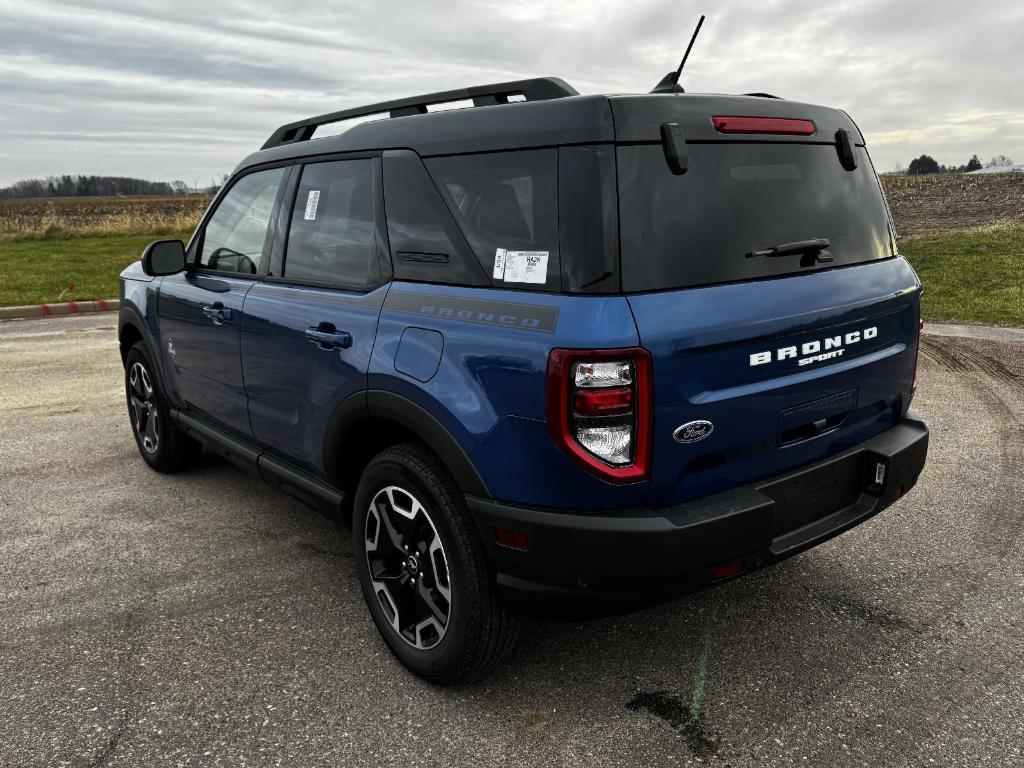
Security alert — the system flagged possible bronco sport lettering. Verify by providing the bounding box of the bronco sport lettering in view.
[750,326,879,367]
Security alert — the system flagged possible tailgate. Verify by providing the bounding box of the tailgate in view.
[628,258,921,508]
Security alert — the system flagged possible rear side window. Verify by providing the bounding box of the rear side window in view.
[618,143,894,292]
[283,159,380,288]
[426,150,560,290]
[382,149,488,288]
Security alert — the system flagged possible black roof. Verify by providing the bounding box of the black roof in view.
[236,76,864,172]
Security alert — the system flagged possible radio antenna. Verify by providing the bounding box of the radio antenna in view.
[651,14,706,94]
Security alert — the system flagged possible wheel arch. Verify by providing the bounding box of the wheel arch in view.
[324,390,490,501]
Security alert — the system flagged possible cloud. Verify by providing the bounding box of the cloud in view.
[0,0,1020,184]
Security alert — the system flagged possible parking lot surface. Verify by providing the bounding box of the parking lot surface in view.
[1,314,1022,767]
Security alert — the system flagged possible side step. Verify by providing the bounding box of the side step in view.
[174,410,345,515]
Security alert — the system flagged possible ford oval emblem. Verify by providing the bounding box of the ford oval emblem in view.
[673,420,714,444]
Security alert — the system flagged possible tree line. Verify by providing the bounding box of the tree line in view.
[901,154,1015,175]
[0,175,216,198]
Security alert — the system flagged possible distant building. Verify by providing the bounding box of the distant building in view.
[967,164,1024,174]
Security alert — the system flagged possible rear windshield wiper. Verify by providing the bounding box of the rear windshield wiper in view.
[746,238,833,264]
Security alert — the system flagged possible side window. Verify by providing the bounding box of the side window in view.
[425,149,560,290]
[382,149,488,288]
[283,159,380,288]
[199,168,285,274]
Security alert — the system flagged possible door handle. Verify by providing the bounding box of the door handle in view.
[202,303,233,325]
[305,326,352,350]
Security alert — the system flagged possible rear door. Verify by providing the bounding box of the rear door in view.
[241,156,390,477]
[159,166,286,438]
[613,103,920,508]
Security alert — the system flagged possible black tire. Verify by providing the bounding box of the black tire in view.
[352,443,520,683]
[124,341,202,473]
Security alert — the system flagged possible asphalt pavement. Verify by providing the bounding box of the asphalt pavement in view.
[1,314,1022,767]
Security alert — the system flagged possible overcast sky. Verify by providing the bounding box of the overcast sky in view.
[0,0,1021,186]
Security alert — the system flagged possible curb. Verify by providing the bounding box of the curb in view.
[0,299,120,321]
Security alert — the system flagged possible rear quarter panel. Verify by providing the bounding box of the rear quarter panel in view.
[369,282,648,509]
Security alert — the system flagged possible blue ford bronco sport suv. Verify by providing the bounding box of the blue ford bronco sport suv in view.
[119,76,928,683]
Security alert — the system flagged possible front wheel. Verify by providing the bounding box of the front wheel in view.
[124,341,201,472]
[352,443,520,683]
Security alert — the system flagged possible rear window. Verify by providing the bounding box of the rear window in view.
[426,150,560,290]
[618,143,894,292]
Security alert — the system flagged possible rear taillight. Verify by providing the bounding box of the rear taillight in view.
[912,318,924,397]
[546,348,652,483]
[712,116,816,136]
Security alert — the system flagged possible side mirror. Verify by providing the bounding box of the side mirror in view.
[141,239,187,276]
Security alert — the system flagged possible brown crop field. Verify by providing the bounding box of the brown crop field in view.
[0,174,1021,243]
[881,172,1024,237]
[0,195,211,240]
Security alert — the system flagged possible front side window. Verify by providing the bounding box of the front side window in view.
[283,159,379,288]
[199,167,285,274]
[426,149,559,289]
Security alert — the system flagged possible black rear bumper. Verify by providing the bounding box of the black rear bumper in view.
[467,414,928,615]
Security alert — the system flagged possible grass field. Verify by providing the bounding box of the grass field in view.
[2,226,1020,328]
[901,224,1024,327]
[0,187,1021,327]
[0,232,190,307]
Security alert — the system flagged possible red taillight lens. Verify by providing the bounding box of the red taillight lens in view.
[712,116,816,136]
[546,348,652,483]
[574,387,633,416]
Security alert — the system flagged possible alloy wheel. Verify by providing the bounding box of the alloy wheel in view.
[365,486,452,649]
[128,361,159,455]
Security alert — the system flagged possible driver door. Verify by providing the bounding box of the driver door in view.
[158,166,287,439]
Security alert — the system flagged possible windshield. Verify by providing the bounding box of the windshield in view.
[618,143,894,292]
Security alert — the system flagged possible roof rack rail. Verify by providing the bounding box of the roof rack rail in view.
[744,92,782,99]
[261,77,578,150]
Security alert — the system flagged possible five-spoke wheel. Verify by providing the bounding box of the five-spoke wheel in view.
[123,340,201,472]
[353,443,520,683]
[128,361,159,454]
[365,486,452,650]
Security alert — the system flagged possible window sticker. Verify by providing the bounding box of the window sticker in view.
[493,248,548,284]
[304,190,321,221]
[493,248,507,280]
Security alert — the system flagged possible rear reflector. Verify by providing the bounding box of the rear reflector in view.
[712,116,816,136]
[711,559,745,582]
[494,527,529,551]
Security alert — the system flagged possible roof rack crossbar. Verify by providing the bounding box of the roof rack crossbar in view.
[261,77,578,150]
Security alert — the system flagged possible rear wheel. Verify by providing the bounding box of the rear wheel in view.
[124,341,201,472]
[353,443,520,683]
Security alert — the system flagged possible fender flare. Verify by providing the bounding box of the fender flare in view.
[323,390,490,498]
[118,306,174,401]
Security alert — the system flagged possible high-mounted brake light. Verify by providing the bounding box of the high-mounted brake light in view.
[712,116,816,136]
[547,348,652,483]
